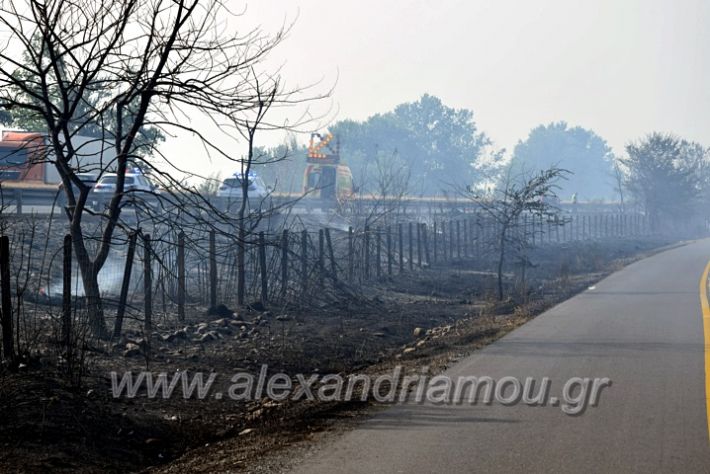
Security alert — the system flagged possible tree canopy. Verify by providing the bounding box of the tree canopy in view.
[510,122,615,201]
[621,132,708,230]
[329,94,490,194]
[1,42,164,155]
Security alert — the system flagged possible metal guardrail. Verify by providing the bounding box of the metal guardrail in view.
[0,186,628,216]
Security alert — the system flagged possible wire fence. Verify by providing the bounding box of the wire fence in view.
[0,207,705,370]
[46,211,658,315]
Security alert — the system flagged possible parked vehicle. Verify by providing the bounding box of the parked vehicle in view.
[303,163,354,201]
[302,132,355,203]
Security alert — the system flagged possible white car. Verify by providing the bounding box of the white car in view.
[92,172,156,194]
[217,172,270,199]
[90,169,158,209]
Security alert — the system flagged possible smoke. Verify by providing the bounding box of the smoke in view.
[295,212,351,232]
[44,255,141,298]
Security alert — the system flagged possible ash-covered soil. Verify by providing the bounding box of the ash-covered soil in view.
[0,237,675,473]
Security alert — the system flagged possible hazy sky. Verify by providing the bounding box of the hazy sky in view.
[255,0,709,144]
[245,0,707,141]
[20,0,710,180]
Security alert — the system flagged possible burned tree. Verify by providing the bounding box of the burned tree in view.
[473,167,567,300]
[0,0,312,337]
[235,75,277,307]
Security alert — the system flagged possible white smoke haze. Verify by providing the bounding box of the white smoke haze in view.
[45,254,142,298]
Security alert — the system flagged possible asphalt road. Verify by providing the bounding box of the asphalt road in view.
[289,239,710,473]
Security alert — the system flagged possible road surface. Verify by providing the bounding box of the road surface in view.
[289,239,710,473]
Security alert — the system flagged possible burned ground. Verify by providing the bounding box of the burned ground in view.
[0,237,674,473]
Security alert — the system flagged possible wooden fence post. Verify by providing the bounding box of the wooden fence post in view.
[566,217,571,241]
[209,230,217,309]
[318,229,325,285]
[456,219,461,260]
[0,235,14,367]
[387,226,393,275]
[463,219,469,258]
[416,222,422,268]
[562,217,566,242]
[398,223,404,273]
[449,220,454,260]
[364,226,370,279]
[177,231,185,322]
[325,228,337,282]
[577,214,586,241]
[348,226,354,281]
[301,230,308,293]
[281,230,288,297]
[114,231,138,339]
[601,214,606,238]
[433,221,438,263]
[143,234,152,335]
[441,221,447,261]
[408,222,414,270]
[422,223,430,265]
[259,232,268,305]
[590,215,594,240]
[475,215,481,254]
[62,235,72,359]
[376,227,382,277]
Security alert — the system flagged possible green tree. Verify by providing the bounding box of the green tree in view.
[2,44,164,154]
[329,94,489,194]
[621,132,707,231]
[510,122,615,201]
[250,137,308,194]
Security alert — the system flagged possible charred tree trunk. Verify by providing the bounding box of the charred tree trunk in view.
[78,261,108,339]
[0,235,15,368]
[497,225,507,301]
[237,225,246,306]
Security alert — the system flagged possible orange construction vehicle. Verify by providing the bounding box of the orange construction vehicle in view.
[302,132,354,202]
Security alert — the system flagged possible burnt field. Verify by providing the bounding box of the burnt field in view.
[0,218,674,472]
